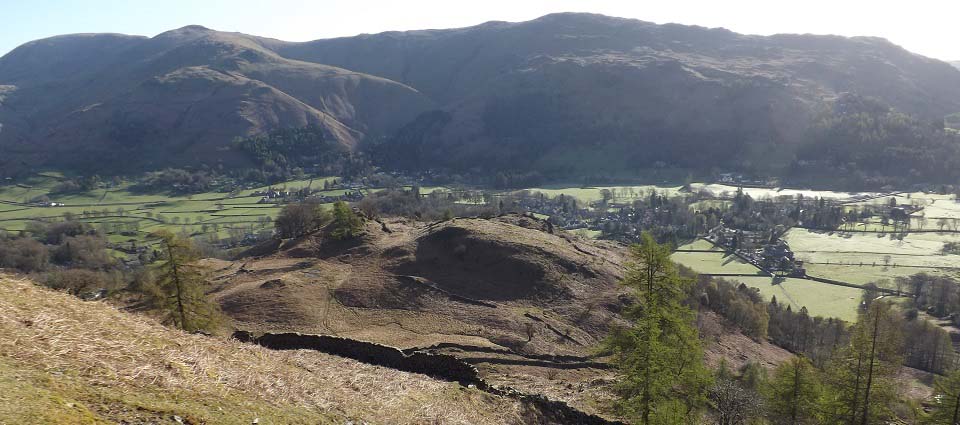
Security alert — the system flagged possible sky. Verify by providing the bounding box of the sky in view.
[1,0,958,61]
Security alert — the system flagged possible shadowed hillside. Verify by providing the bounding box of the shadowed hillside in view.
[0,26,432,173]
[277,13,960,177]
[3,13,960,181]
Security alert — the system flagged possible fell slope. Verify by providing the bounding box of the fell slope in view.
[0,274,534,424]
[3,14,960,177]
[278,13,960,174]
[0,26,432,172]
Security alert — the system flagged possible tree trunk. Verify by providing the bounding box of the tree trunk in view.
[850,351,864,425]
[791,360,800,425]
[860,307,882,425]
[952,390,960,425]
[164,239,187,330]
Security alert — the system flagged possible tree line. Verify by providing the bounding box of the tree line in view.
[609,235,960,423]
[792,93,960,188]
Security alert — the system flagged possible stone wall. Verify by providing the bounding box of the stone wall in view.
[235,331,624,425]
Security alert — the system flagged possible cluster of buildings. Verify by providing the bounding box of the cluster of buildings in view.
[708,227,805,277]
[716,172,779,188]
[255,189,293,203]
[255,187,365,204]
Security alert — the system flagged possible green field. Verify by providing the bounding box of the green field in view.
[784,228,960,269]
[670,251,762,274]
[803,263,960,287]
[686,183,877,201]
[732,276,863,322]
[0,175,343,251]
[677,239,725,251]
[520,185,686,204]
[671,208,960,321]
[673,240,864,321]
[780,227,960,298]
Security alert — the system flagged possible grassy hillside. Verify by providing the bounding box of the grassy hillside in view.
[0,274,532,424]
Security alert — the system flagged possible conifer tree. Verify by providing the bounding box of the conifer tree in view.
[766,356,822,424]
[604,233,711,424]
[822,301,902,424]
[148,230,222,332]
[330,201,364,240]
[929,368,960,424]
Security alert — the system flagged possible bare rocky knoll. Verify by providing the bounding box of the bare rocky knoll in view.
[213,214,629,351]
[210,213,802,418]
[210,214,630,416]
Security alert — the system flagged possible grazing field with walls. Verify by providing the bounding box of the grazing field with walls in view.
[733,276,863,322]
[673,240,864,321]
[781,228,960,294]
[784,228,960,271]
[670,251,763,275]
[517,185,686,204]
[0,174,343,253]
[686,183,879,201]
[802,263,959,287]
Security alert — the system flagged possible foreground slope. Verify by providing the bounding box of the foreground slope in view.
[0,274,534,424]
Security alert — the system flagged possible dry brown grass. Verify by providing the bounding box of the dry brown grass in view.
[0,274,531,424]
[206,215,631,420]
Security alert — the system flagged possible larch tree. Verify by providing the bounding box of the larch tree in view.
[929,368,960,424]
[822,301,903,424]
[604,233,711,424]
[148,230,222,333]
[330,201,364,240]
[766,356,822,424]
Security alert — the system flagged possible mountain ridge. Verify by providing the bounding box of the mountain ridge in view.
[2,13,959,181]
[0,24,434,172]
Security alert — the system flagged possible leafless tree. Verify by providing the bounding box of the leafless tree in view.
[711,379,764,425]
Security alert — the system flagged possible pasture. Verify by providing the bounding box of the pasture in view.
[732,276,863,322]
[0,175,341,252]
[519,185,686,204]
[784,229,960,269]
[670,251,762,274]
[783,228,960,293]
[686,183,878,201]
[673,240,864,321]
